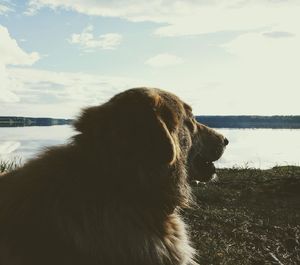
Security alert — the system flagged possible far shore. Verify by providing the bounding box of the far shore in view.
[1,115,300,128]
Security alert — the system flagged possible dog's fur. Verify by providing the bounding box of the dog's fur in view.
[0,88,227,265]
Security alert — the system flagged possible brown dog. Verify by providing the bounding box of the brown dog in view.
[0,88,227,265]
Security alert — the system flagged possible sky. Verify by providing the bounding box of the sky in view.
[0,0,299,118]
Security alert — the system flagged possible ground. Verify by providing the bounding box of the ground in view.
[186,166,300,265]
[1,161,299,264]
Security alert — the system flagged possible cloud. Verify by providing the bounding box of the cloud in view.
[0,26,40,65]
[25,0,300,37]
[69,25,122,51]
[153,1,300,37]
[1,67,146,117]
[0,25,40,103]
[145,53,183,68]
[0,5,9,14]
[0,27,143,117]
[2,1,299,116]
[215,30,300,114]
[0,1,13,15]
[223,31,300,65]
[263,31,295,38]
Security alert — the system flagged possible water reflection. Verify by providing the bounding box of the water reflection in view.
[216,128,300,169]
[0,141,21,155]
[0,126,75,162]
[0,126,299,169]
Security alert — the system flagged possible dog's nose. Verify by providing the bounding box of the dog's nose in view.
[224,138,229,146]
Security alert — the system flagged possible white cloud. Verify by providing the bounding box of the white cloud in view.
[1,67,146,117]
[69,25,122,51]
[0,26,40,65]
[0,1,13,15]
[262,31,295,39]
[0,25,40,103]
[0,5,9,14]
[3,1,298,116]
[0,27,145,118]
[26,0,300,37]
[153,1,300,37]
[145,53,183,68]
[207,30,300,114]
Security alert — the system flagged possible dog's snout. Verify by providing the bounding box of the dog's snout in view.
[224,138,229,146]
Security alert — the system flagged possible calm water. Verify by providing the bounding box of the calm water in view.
[0,126,299,169]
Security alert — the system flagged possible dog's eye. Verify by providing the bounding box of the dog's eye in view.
[184,119,196,133]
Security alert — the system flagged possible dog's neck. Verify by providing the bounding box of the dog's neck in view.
[68,137,193,214]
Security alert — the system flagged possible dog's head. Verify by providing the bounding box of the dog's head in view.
[74,87,227,183]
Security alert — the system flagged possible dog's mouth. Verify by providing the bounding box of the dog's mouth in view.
[189,154,218,183]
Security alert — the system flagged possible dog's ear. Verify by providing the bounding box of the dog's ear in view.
[114,92,179,165]
[73,105,109,134]
[145,108,178,165]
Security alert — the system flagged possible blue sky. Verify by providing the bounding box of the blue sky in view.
[0,0,299,118]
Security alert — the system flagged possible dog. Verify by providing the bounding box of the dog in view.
[0,87,228,265]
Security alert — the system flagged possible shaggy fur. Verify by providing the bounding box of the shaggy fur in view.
[0,88,227,265]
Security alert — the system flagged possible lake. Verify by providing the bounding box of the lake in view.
[0,126,299,169]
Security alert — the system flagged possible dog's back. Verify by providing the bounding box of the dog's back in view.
[0,145,195,265]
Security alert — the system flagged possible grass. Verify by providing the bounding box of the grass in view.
[0,157,21,173]
[1,160,299,264]
[186,166,300,264]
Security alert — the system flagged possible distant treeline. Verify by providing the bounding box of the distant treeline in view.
[196,115,300,129]
[0,117,73,127]
[0,116,299,128]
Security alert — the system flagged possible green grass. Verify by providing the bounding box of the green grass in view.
[1,160,299,264]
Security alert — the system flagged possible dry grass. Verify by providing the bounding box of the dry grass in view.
[0,157,21,173]
[186,166,300,264]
